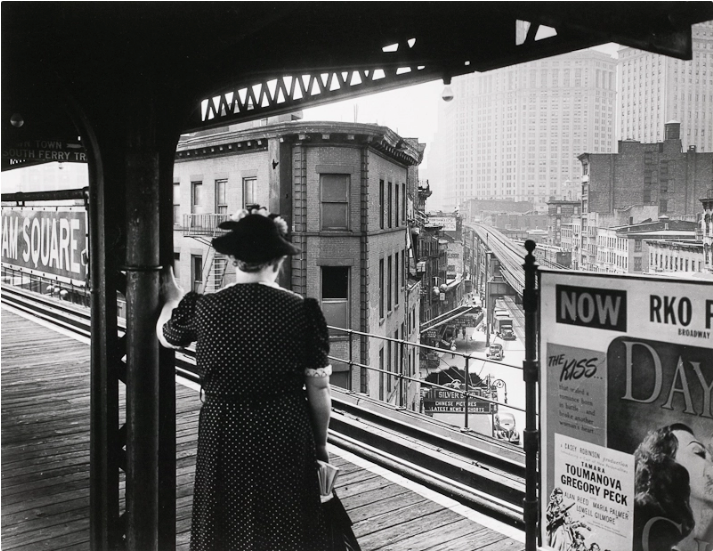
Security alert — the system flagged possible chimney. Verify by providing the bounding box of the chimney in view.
[664,121,681,141]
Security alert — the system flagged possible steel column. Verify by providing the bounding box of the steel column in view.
[86,124,125,551]
[124,147,161,550]
[157,137,180,551]
[522,240,540,551]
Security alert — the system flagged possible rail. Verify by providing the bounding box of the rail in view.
[0,283,528,527]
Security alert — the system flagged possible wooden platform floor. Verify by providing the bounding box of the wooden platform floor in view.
[1,306,524,551]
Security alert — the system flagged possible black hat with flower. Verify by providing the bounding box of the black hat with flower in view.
[211,207,300,262]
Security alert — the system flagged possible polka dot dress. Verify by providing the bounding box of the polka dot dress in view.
[163,283,330,551]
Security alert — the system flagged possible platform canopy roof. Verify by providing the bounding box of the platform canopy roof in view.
[3,2,713,162]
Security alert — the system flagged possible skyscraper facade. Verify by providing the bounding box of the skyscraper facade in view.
[618,20,713,151]
[430,49,616,211]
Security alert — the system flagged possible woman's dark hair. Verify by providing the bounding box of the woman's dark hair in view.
[632,423,695,551]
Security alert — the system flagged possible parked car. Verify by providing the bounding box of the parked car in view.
[486,343,504,361]
[493,412,520,445]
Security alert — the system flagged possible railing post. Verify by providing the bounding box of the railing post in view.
[348,330,354,392]
[523,240,539,551]
[464,356,470,430]
[399,340,405,407]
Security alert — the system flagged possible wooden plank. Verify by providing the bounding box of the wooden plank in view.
[389,519,489,551]
[356,508,465,550]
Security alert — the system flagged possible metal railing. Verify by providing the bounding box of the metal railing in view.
[327,325,527,441]
[1,264,91,308]
[181,213,230,236]
[1,268,528,447]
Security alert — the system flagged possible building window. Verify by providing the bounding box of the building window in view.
[394,252,399,307]
[402,250,406,289]
[215,179,228,215]
[191,254,202,292]
[320,174,349,229]
[379,259,384,319]
[634,257,642,272]
[321,266,349,334]
[387,255,392,312]
[388,182,393,228]
[395,185,400,227]
[191,180,202,213]
[386,340,393,394]
[379,180,385,230]
[402,183,406,223]
[243,177,256,208]
[635,239,642,252]
[173,181,181,225]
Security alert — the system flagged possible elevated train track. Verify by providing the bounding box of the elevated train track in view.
[1,284,527,529]
[467,222,569,298]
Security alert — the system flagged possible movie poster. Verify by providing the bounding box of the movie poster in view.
[539,271,713,551]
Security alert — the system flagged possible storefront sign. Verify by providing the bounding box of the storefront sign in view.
[422,388,495,414]
[427,216,457,231]
[539,271,712,551]
[1,207,88,284]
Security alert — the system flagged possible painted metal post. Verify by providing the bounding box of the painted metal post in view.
[522,240,539,551]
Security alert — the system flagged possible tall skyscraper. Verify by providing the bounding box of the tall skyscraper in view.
[430,49,616,211]
[618,21,713,151]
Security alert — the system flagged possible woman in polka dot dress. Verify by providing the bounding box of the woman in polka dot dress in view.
[157,209,331,551]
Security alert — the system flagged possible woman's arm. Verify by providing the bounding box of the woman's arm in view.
[156,267,186,348]
[305,374,331,463]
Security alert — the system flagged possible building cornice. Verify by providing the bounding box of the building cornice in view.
[176,121,423,165]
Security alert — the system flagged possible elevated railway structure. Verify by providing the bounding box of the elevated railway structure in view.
[467,222,569,299]
[3,4,712,549]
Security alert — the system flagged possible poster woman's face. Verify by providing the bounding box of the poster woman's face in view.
[673,429,713,506]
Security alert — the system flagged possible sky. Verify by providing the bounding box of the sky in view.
[303,44,621,172]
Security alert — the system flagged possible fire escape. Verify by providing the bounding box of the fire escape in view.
[181,214,230,293]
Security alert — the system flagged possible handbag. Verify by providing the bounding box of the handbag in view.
[318,461,361,551]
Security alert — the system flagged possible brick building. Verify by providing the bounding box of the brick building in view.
[647,239,704,274]
[579,122,712,220]
[594,219,698,274]
[577,121,713,270]
[545,199,581,246]
[172,120,424,403]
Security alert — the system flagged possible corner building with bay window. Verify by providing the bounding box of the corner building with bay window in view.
[172,120,423,404]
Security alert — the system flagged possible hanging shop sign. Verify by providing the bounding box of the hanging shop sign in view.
[1,207,88,285]
[539,270,712,551]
